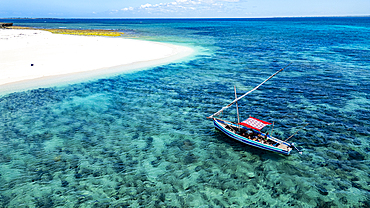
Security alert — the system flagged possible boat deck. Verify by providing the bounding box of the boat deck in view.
[217,119,292,152]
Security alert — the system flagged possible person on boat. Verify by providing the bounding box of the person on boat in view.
[250,131,257,139]
[245,131,253,140]
[257,134,265,143]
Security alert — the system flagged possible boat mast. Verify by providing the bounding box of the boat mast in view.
[208,63,291,119]
[234,86,240,131]
[270,121,275,135]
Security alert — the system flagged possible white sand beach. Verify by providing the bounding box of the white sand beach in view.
[0,29,193,94]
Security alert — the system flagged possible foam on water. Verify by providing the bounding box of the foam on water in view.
[0,17,369,207]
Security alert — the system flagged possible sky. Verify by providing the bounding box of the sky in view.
[1,0,369,18]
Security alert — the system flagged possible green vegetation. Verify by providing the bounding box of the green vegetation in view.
[42,29,124,37]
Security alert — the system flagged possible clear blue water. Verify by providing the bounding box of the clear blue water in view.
[1,18,369,207]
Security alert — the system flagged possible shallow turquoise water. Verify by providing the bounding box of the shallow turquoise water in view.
[0,18,369,207]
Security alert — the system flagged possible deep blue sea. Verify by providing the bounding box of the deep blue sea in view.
[0,18,369,207]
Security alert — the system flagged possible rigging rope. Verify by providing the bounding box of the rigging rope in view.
[208,63,292,119]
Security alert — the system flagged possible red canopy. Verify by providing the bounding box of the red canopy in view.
[239,117,272,131]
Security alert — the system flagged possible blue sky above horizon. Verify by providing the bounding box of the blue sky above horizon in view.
[1,0,369,18]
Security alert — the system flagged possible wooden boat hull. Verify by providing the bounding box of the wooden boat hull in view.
[213,118,292,155]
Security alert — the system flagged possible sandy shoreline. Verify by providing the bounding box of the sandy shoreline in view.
[0,29,194,94]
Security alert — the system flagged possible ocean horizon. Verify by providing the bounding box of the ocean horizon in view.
[2,15,370,19]
[0,17,369,207]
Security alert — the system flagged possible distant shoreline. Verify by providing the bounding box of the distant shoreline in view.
[1,15,369,20]
[5,26,125,37]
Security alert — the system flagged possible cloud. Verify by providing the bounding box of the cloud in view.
[121,7,134,11]
[140,3,152,9]
[117,0,241,16]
